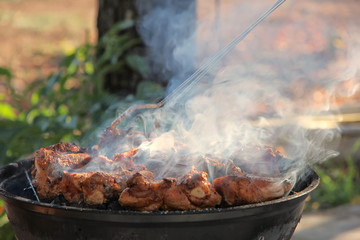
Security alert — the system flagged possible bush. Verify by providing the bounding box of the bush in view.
[0,20,164,166]
[0,20,164,239]
[306,139,360,211]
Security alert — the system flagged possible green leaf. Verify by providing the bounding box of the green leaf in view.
[0,67,12,80]
[135,81,165,100]
[351,138,360,154]
[125,54,150,78]
[61,53,77,68]
[108,20,134,35]
[85,62,94,75]
[0,222,15,240]
[0,103,17,120]
[44,73,62,97]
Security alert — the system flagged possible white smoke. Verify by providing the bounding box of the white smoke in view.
[98,0,358,181]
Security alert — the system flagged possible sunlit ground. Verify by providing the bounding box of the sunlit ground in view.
[0,0,97,95]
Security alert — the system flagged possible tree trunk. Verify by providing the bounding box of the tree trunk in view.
[97,0,141,95]
[97,0,196,95]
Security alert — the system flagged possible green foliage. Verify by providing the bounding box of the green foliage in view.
[0,20,164,238]
[307,139,360,210]
[0,20,163,166]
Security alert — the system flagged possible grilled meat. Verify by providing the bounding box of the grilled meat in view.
[113,149,146,171]
[32,143,148,204]
[32,143,91,199]
[213,173,292,205]
[118,171,166,211]
[119,168,221,211]
[232,146,282,178]
[62,170,133,205]
[32,142,292,211]
[162,168,222,210]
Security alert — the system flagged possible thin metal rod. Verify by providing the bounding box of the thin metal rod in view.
[107,0,287,132]
[160,0,287,106]
[24,170,40,202]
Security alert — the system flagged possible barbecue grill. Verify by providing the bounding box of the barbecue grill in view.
[0,158,319,240]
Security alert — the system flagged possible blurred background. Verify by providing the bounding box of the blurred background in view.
[1,0,360,239]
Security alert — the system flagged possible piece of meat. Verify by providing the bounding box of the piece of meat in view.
[61,170,134,204]
[119,168,221,211]
[32,143,152,204]
[163,169,222,210]
[95,130,146,158]
[61,171,89,203]
[213,173,292,205]
[118,171,164,211]
[32,143,91,199]
[113,149,146,171]
[232,146,281,178]
[196,155,242,181]
[45,142,85,153]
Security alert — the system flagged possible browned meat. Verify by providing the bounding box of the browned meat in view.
[32,143,91,199]
[62,170,132,205]
[119,168,221,211]
[45,142,84,153]
[213,173,292,205]
[113,149,146,171]
[197,155,242,180]
[118,171,165,211]
[61,171,89,203]
[163,169,222,210]
[232,146,282,178]
[32,142,291,210]
[32,143,145,203]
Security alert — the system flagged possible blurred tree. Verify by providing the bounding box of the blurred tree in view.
[97,0,143,96]
[96,0,196,96]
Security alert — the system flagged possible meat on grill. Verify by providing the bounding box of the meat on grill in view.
[32,143,145,204]
[162,168,222,210]
[32,143,90,199]
[61,170,132,205]
[213,173,292,205]
[31,142,292,211]
[118,171,164,211]
[119,168,222,211]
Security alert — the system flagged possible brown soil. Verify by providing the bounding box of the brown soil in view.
[0,0,97,95]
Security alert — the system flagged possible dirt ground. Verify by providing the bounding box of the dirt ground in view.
[0,0,97,94]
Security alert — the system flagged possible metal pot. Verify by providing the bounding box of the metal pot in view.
[0,159,319,240]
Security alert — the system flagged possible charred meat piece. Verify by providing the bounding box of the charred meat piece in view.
[163,169,222,210]
[232,146,281,178]
[197,155,242,181]
[61,171,88,203]
[32,143,151,204]
[118,171,165,211]
[44,142,85,153]
[62,170,132,205]
[113,149,146,171]
[95,130,146,158]
[213,173,292,205]
[32,143,91,199]
[119,168,221,211]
